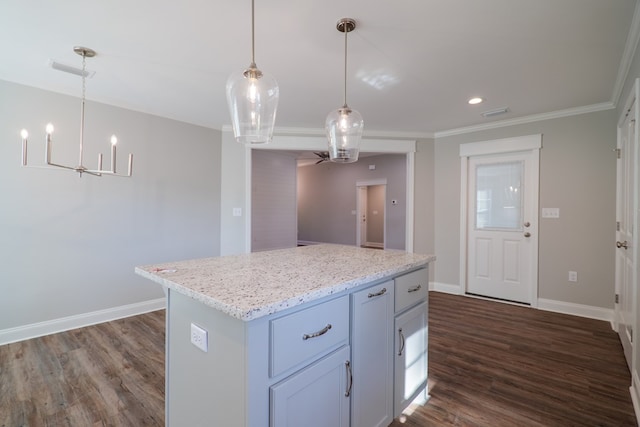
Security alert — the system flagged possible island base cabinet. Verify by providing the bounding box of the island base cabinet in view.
[350,282,394,427]
[394,301,428,417]
[270,345,351,427]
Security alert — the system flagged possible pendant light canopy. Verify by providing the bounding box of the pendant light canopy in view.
[325,18,363,163]
[226,0,279,145]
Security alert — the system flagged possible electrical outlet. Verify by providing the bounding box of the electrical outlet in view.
[191,323,208,352]
[568,271,578,282]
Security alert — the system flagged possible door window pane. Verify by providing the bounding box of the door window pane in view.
[475,161,523,230]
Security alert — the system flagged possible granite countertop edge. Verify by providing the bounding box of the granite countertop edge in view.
[135,245,435,322]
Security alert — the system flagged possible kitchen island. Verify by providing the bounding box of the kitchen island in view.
[136,244,435,427]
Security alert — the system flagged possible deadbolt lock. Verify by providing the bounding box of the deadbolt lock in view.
[524,222,530,227]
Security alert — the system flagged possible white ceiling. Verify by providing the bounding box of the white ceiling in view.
[1,0,637,137]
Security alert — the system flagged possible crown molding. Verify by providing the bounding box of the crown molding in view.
[611,0,640,107]
[433,102,615,139]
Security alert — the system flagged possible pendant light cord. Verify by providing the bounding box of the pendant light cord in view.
[343,26,348,108]
[79,52,87,167]
[250,0,256,67]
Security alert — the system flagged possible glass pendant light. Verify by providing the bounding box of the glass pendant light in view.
[226,0,279,145]
[325,18,363,163]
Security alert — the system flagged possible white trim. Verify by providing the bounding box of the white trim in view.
[406,152,415,253]
[245,133,417,253]
[436,103,614,138]
[0,298,166,346]
[631,371,640,425]
[459,134,541,306]
[537,298,613,323]
[459,134,542,157]
[356,178,387,187]
[430,282,464,295]
[221,124,435,140]
[611,1,640,107]
[251,135,417,154]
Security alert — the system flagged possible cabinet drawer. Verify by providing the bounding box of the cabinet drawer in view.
[394,268,428,313]
[271,295,349,377]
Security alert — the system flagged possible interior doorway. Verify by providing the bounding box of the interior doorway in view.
[356,182,386,249]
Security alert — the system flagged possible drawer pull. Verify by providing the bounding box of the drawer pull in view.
[398,328,405,356]
[302,324,332,341]
[407,284,422,293]
[368,287,387,298]
[345,360,353,397]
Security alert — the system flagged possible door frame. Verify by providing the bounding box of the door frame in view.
[616,78,640,375]
[459,134,541,307]
[249,137,416,252]
[356,179,388,249]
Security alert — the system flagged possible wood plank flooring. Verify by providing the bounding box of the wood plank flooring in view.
[0,292,636,426]
[390,292,637,427]
[0,311,165,426]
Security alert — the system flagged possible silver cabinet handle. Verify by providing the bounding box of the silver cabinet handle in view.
[398,328,405,356]
[368,287,387,298]
[408,284,422,293]
[345,360,353,397]
[302,324,332,340]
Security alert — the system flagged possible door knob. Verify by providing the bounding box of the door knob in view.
[524,232,531,238]
[617,241,628,249]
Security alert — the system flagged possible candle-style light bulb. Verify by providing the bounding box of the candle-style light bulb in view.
[110,135,117,173]
[21,129,28,166]
[45,123,53,164]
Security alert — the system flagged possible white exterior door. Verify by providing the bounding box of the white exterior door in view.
[616,95,637,370]
[461,136,540,305]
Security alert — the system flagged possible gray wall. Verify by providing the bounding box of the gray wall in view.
[297,154,407,250]
[0,80,221,331]
[252,150,297,251]
[431,110,617,308]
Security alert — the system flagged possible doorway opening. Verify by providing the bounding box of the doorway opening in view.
[357,182,387,249]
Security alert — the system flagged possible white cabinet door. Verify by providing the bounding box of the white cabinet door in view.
[270,345,351,427]
[351,282,394,427]
[394,301,428,417]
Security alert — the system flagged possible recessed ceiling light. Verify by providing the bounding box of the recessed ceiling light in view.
[468,97,483,105]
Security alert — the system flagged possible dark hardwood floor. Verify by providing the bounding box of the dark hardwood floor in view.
[0,292,636,426]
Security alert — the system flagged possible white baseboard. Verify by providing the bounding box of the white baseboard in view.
[429,282,613,323]
[537,298,613,323]
[430,282,463,294]
[0,298,166,346]
[297,240,322,246]
[631,371,640,426]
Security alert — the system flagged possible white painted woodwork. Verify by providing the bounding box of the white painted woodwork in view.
[270,346,351,427]
[350,282,394,427]
[460,135,541,305]
[616,84,638,370]
[392,268,430,417]
[394,302,428,417]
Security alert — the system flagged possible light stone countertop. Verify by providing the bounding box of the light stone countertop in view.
[135,244,435,321]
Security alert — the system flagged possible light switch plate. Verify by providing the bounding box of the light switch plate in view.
[541,208,560,218]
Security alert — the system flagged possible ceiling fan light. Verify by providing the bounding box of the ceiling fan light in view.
[226,65,279,144]
[326,107,363,163]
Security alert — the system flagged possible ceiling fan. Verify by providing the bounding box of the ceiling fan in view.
[313,151,330,164]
